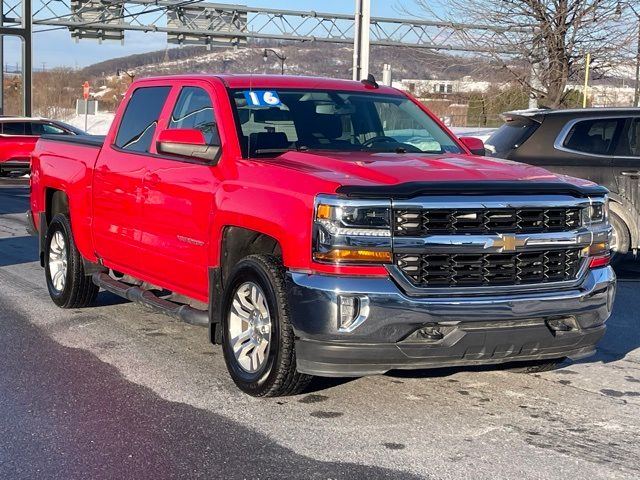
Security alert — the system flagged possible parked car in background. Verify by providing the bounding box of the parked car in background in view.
[0,117,85,176]
[485,108,640,261]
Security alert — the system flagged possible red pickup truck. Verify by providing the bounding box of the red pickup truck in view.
[29,75,616,397]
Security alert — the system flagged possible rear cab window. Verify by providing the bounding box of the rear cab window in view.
[485,116,539,157]
[115,86,171,153]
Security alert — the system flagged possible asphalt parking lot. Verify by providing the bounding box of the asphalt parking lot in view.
[1,179,639,480]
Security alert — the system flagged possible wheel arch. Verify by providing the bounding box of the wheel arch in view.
[209,226,283,345]
[38,189,71,266]
[608,195,639,250]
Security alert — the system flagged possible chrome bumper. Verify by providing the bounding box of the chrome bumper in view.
[286,267,616,377]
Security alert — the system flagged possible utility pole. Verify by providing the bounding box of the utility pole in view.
[583,52,591,108]
[23,0,32,116]
[352,0,370,81]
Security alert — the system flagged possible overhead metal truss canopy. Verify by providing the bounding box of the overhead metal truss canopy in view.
[3,0,525,115]
[31,1,522,53]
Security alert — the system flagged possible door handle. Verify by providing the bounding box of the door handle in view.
[620,170,640,177]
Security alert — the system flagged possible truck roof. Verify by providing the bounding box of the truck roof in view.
[136,74,401,95]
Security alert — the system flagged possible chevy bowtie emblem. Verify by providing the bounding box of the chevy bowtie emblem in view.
[491,234,526,252]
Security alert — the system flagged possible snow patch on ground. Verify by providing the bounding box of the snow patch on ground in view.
[65,112,115,135]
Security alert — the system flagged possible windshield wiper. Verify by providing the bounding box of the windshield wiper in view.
[253,145,310,156]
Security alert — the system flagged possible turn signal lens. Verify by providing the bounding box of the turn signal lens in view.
[589,255,610,269]
[587,241,609,256]
[316,204,332,220]
[314,249,392,263]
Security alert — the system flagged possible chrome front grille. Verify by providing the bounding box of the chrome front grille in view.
[394,207,581,236]
[395,249,582,288]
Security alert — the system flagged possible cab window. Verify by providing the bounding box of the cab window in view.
[30,123,67,135]
[2,122,28,135]
[115,86,171,153]
[169,87,220,146]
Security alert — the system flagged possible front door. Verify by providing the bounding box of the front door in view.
[138,84,222,301]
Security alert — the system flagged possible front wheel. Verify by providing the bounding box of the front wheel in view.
[221,254,313,397]
[44,214,99,308]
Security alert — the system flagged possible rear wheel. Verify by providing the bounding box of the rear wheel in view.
[44,214,99,308]
[221,254,313,397]
[610,211,630,267]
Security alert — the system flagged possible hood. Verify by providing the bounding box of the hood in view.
[267,150,595,189]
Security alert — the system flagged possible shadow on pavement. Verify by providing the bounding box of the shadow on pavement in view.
[0,235,38,267]
[0,186,30,215]
[0,296,420,480]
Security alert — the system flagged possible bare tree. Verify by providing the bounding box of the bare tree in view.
[407,0,636,107]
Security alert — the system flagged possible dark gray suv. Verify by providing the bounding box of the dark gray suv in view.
[486,108,640,261]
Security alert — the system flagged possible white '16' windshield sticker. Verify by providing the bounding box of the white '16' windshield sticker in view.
[243,90,282,108]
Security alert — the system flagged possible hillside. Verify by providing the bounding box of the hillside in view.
[82,42,507,82]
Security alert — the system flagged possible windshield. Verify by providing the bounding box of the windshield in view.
[230,89,463,158]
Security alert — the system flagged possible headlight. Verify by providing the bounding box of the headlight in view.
[582,200,607,225]
[314,196,392,264]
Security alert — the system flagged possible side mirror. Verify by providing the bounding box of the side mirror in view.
[156,129,220,164]
[459,136,486,156]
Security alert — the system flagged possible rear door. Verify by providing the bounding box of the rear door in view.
[137,83,221,301]
[0,121,35,163]
[92,85,172,273]
[612,117,640,217]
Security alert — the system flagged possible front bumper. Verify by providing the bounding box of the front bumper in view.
[286,267,616,377]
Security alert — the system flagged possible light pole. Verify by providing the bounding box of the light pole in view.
[617,2,640,107]
[263,49,286,75]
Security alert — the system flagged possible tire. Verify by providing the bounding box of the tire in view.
[502,358,566,373]
[44,214,99,308]
[221,254,313,397]
[609,211,631,267]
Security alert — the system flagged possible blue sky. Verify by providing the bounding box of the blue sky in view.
[7,1,409,70]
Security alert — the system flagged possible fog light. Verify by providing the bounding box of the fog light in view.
[338,295,369,332]
[418,324,444,341]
